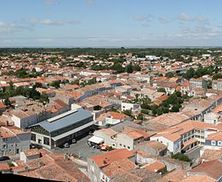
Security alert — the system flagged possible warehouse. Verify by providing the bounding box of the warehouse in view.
[30,108,94,149]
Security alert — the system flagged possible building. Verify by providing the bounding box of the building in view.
[0,126,31,156]
[212,79,222,91]
[121,102,141,113]
[189,78,207,89]
[92,127,154,150]
[135,141,167,157]
[204,112,220,124]
[150,120,218,154]
[20,149,41,163]
[30,108,94,149]
[87,149,136,182]
[205,132,222,149]
[189,159,222,181]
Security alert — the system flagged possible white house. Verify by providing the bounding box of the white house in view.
[121,102,141,113]
[204,112,220,125]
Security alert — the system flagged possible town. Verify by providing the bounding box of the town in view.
[0,48,222,181]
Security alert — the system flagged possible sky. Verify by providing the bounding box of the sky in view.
[0,0,222,47]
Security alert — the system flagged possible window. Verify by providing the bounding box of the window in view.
[211,140,216,146]
[123,145,126,148]
[44,137,50,145]
[127,146,130,149]
[16,149,19,154]
[112,144,115,146]
[120,144,122,146]
[218,141,222,146]
[31,133,36,141]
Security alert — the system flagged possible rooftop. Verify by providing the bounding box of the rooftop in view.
[31,108,92,133]
[90,149,135,168]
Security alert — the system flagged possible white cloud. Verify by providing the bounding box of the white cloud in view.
[178,12,209,24]
[30,18,80,25]
[0,22,32,33]
[158,16,171,24]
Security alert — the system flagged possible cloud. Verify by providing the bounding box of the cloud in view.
[178,12,209,24]
[0,21,32,33]
[134,15,153,27]
[30,18,80,26]
[158,16,171,24]
[176,24,222,39]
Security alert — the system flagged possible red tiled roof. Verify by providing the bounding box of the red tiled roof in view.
[90,149,135,168]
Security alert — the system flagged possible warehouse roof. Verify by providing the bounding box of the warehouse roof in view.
[32,108,92,133]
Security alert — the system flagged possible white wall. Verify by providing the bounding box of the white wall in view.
[121,102,141,112]
[150,136,181,154]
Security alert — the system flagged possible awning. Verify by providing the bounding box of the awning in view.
[88,136,104,144]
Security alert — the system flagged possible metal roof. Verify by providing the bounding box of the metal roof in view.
[32,108,92,133]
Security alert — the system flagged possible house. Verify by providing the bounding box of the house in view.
[143,160,166,173]
[11,109,42,129]
[150,120,218,154]
[212,79,222,91]
[205,132,222,149]
[0,126,31,156]
[93,127,154,150]
[20,149,41,163]
[105,112,130,125]
[188,159,222,181]
[30,108,94,149]
[135,141,167,157]
[121,102,141,113]
[87,149,136,182]
[17,149,90,181]
[189,78,207,89]
[204,112,220,124]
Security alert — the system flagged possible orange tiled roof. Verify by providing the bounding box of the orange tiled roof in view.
[90,149,135,168]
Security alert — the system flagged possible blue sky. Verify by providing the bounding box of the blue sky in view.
[0,0,222,47]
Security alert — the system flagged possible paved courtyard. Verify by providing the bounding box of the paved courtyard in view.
[53,135,103,160]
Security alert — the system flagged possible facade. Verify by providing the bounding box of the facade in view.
[0,126,31,156]
[87,149,135,182]
[93,127,152,150]
[30,108,94,149]
[204,112,220,124]
[121,102,141,113]
[212,79,222,91]
[20,149,41,163]
[189,78,207,89]
[150,120,218,154]
[205,132,222,150]
[11,110,39,129]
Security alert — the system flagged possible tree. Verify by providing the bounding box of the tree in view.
[137,113,144,120]
[157,88,166,93]
[4,97,11,106]
[165,72,174,78]
[171,153,191,162]
[49,80,61,88]
[125,63,133,73]
[111,63,125,73]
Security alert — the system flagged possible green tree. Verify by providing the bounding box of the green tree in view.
[125,63,133,73]
[137,113,144,120]
[165,72,174,78]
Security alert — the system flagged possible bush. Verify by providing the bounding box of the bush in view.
[171,153,191,162]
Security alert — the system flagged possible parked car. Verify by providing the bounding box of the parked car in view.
[71,139,77,144]
[63,143,70,148]
[0,156,10,161]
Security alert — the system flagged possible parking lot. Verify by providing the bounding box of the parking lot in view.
[53,135,103,160]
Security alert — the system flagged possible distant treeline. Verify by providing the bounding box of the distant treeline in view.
[0,47,222,59]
